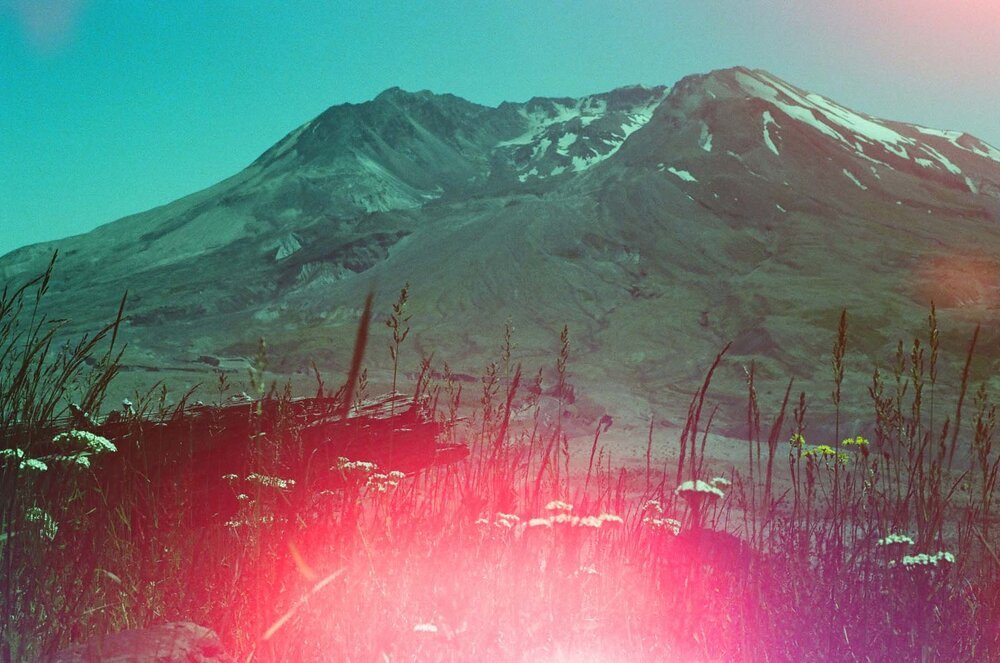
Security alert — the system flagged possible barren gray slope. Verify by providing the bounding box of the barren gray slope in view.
[3,68,999,447]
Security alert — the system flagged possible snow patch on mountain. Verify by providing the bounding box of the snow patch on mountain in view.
[663,165,698,182]
[914,126,1000,164]
[733,70,991,195]
[919,145,962,175]
[557,132,578,154]
[497,99,605,148]
[762,111,780,156]
[518,167,540,183]
[699,122,713,152]
[842,169,868,191]
[736,71,844,144]
[499,90,665,180]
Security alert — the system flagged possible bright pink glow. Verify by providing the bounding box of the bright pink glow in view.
[829,1,1000,84]
[916,252,1000,308]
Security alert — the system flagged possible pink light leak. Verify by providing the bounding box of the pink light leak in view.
[836,0,1000,82]
[915,252,1000,309]
[8,0,88,54]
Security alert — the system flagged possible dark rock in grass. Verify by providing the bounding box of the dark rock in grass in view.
[39,622,236,663]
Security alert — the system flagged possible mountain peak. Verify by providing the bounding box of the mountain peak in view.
[374,86,432,101]
[3,69,999,439]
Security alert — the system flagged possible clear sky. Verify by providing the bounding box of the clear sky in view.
[3,0,1000,257]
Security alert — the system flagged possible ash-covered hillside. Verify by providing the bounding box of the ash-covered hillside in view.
[4,67,999,446]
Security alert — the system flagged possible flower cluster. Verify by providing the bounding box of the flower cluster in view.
[0,448,24,461]
[888,551,956,569]
[484,511,624,532]
[545,500,573,513]
[842,435,870,447]
[643,516,682,535]
[334,457,378,481]
[246,473,296,490]
[642,499,681,534]
[545,513,623,529]
[413,623,438,634]
[802,444,850,465]
[709,476,732,488]
[58,454,93,468]
[52,430,117,454]
[476,512,521,529]
[366,470,406,493]
[675,479,725,500]
[1,448,48,472]
[877,532,915,546]
[21,458,48,472]
[643,499,664,515]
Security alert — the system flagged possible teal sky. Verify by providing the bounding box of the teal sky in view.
[3,0,1000,257]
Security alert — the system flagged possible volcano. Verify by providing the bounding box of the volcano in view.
[4,67,999,451]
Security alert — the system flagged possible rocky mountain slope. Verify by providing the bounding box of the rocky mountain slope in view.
[4,67,999,450]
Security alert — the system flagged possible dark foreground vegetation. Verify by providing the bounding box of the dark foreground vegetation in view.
[2,258,998,662]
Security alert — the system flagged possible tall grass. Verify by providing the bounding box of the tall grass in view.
[2,262,998,661]
[0,253,125,662]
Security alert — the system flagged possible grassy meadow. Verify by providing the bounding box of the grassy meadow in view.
[1,260,999,662]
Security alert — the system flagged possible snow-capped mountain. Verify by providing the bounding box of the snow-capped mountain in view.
[4,67,999,442]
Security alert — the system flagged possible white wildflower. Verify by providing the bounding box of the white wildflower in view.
[413,623,438,633]
[709,476,732,488]
[334,457,378,477]
[598,513,624,525]
[365,471,403,493]
[0,448,25,461]
[52,430,116,454]
[643,499,664,515]
[900,551,956,568]
[577,516,604,528]
[643,517,681,535]
[552,514,579,526]
[877,533,915,546]
[528,518,553,528]
[675,480,725,499]
[20,458,47,472]
[545,500,573,513]
[66,453,91,468]
[221,473,239,481]
[246,473,295,489]
[495,512,520,527]
[575,565,600,576]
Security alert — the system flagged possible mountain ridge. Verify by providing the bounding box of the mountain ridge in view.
[3,67,999,447]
